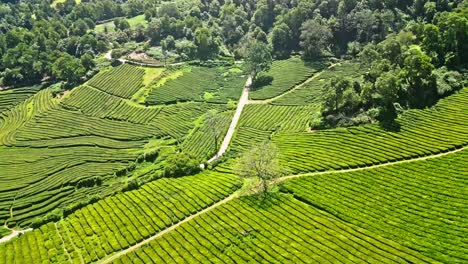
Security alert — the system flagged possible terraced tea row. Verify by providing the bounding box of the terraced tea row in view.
[281,149,468,263]
[271,87,468,173]
[0,85,42,114]
[87,64,145,99]
[239,105,316,132]
[249,57,320,100]
[0,88,60,146]
[0,82,230,226]
[63,85,162,124]
[0,146,140,226]
[146,67,245,105]
[271,62,364,105]
[0,171,241,264]
[182,110,233,160]
[112,194,436,264]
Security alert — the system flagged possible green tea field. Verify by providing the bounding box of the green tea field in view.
[0,57,466,264]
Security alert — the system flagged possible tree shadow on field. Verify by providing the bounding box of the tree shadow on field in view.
[240,192,282,210]
[379,119,401,132]
[251,75,273,91]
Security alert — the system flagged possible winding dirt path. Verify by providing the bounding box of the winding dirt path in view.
[104,50,112,60]
[207,76,252,163]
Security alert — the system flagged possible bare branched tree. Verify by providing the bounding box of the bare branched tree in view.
[235,142,282,196]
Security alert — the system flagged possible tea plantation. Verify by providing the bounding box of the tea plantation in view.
[0,59,466,264]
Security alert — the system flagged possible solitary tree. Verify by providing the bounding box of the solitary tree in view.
[235,142,282,196]
[206,110,222,154]
[244,41,272,80]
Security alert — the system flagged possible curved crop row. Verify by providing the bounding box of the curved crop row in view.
[0,85,42,114]
[63,85,162,124]
[249,57,320,100]
[0,171,241,264]
[113,194,435,263]
[281,149,468,263]
[87,64,145,99]
[239,104,316,132]
[0,88,59,146]
[272,87,468,174]
[181,110,233,160]
[271,62,363,105]
[146,67,245,105]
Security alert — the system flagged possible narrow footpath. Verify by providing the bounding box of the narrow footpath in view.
[207,76,252,163]
[0,226,32,244]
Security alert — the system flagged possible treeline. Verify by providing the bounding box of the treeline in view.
[316,4,467,128]
[0,0,164,87]
[1,0,466,88]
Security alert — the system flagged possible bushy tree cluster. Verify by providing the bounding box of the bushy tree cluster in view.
[317,5,467,128]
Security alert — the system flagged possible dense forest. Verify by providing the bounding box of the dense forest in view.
[0,0,467,124]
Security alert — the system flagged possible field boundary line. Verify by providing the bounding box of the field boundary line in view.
[248,62,341,105]
[276,144,468,183]
[97,189,243,264]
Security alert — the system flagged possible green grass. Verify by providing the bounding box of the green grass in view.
[249,57,321,100]
[94,14,148,33]
[281,149,468,263]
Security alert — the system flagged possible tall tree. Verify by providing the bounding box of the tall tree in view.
[194,27,219,60]
[235,142,282,196]
[270,23,292,58]
[52,53,85,84]
[244,41,272,79]
[300,19,332,59]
